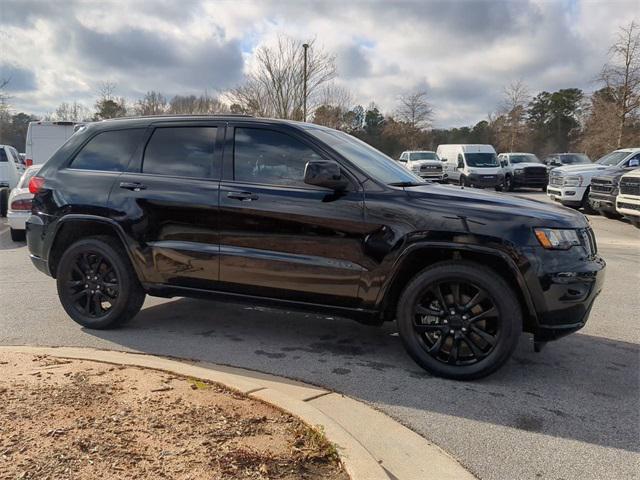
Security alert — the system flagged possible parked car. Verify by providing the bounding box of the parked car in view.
[437,144,504,190]
[7,165,41,241]
[27,115,605,380]
[497,152,547,191]
[25,121,81,167]
[397,150,444,181]
[544,153,591,172]
[547,148,640,210]
[588,168,633,219]
[616,169,640,228]
[0,144,25,217]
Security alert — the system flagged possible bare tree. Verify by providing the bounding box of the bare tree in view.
[167,92,228,114]
[0,78,11,118]
[227,36,336,120]
[600,21,640,147]
[135,91,168,116]
[53,102,92,122]
[500,80,530,152]
[395,90,433,129]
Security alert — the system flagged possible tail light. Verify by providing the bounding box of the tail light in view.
[10,199,32,211]
[25,158,33,167]
[29,176,45,194]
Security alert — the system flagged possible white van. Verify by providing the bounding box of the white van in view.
[25,121,80,166]
[436,144,504,190]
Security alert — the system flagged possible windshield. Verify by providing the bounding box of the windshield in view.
[510,154,541,164]
[465,153,498,167]
[560,154,590,164]
[409,152,437,161]
[596,151,630,166]
[305,127,422,184]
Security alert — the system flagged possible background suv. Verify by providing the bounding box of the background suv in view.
[497,152,547,191]
[27,115,605,380]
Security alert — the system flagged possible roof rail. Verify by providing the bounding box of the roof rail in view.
[103,113,253,121]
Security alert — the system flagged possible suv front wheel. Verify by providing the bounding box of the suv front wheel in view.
[396,260,522,380]
[56,236,146,329]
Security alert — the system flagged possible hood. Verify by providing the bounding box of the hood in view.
[591,167,626,182]
[552,163,609,175]
[409,159,441,167]
[403,183,587,228]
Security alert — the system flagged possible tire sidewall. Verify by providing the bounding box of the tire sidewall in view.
[56,238,136,329]
[397,263,522,380]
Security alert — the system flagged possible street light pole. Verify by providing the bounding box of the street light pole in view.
[302,43,309,122]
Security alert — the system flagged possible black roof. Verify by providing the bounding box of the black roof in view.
[89,114,310,131]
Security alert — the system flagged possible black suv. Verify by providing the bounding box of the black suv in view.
[26,116,605,380]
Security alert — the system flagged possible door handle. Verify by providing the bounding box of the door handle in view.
[119,181,147,191]
[226,191,258,201]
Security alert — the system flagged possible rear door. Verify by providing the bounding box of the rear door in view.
[217,123,367,307]
[109,122,223,289]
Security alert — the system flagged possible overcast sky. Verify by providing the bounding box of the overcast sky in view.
[1,0,638,127]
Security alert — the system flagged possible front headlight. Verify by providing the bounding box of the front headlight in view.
[563,175,583,186]
[514,168,525,174]
[534,228,581,250]
[411,165,420,172]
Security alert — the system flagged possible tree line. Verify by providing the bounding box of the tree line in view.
[1,23,638,161]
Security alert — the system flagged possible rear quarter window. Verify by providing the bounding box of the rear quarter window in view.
[70,129,145,172]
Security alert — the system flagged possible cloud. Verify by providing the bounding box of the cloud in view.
[2,0,639,127]
[0,64,37,91]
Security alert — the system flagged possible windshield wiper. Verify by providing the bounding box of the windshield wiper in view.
[388,181,425,187]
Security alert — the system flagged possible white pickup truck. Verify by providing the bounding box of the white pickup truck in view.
[547,148,640,210]
[616,168,640,228]
[397,150,445,181]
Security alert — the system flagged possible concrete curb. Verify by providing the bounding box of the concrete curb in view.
[1,346,475,480]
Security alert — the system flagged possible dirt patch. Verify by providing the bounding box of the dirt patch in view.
[0,352,348,480]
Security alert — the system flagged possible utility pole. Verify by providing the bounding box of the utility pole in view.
[302,43,309,122]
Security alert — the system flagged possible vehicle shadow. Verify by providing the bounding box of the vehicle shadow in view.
[85,296,639,454]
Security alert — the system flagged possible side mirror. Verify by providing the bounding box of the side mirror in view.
[441,157,447,162]
[304,160,348,191]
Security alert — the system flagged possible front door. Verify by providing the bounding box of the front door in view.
[218,124,367,307]
[109,123,223,289]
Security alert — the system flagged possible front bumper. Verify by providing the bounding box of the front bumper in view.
[467,174,504,188]
[522,245,605,342]
[616,195,640,219]
[512,175,547,187]
[547,185,586,207]
[588,192,618,213]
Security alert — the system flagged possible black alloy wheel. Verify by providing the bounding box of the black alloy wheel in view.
[397,261,522,380]
[57,237,145,329]
[65,250,120,318]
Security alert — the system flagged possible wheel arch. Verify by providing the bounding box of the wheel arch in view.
[48,215,139,279]
[379,243,537,330]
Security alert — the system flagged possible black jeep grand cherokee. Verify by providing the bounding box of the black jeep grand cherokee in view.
[26,116,605,380]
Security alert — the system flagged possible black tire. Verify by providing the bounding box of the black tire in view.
[504,176,514,192]
[601,210,621,220]
[396,260,522,380]
[0,188,9,217]
[581,187,596,214]
[56,236,145,329]
[541,186,547,192]
[459,176,467,187]
[494,184,503,192]
[10,228,25,242]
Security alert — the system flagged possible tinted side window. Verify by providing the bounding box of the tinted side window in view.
[0,149,7,162]
[71,129,145,172]
[143,127,217,178]
[234,128,321,186]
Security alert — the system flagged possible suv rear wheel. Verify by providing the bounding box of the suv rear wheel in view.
[56,236,145,329]
[396,260,522,380]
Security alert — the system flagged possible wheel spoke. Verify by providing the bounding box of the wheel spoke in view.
[470,325,497,346]
[468,306,497,323]
[451,282,461,307]
[83,292,91,314]
[427,333,446,355]
[415,304,443,316]
[92,293,103,315]
[464,289,487,311]
[462,333,485,359]
[72,265,85,278]
[430,284,448,310]
[448,336,460,364]
[67,280,84,288]
[413,323,445,334]
[71,289,89,301]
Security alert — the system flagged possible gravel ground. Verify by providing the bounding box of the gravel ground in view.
[0,352,346,480]
[0,190,638,480]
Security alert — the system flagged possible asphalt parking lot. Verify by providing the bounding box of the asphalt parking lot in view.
[0,189,638,480]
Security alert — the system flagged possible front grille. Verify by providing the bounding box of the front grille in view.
[620,178,640,196]
[420,165,442,172]
[591,178,614,194]
[523,166,547,181]
[617,201,640,211]
[549,175,563,187]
